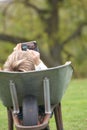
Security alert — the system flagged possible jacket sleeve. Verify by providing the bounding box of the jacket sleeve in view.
[35,61,47,70]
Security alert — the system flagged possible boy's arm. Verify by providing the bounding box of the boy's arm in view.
[14,43,47,70]
[35,60,47,70]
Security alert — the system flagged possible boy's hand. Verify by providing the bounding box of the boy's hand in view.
[27,50,41,65]
[13,43,21,51]
[13,43,41,66]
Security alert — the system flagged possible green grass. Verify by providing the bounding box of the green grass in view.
[0,79,87,130]
[50,79,87,130]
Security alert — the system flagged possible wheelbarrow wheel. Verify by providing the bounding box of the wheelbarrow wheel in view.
[23,95,38,126]
[43,125,50,130]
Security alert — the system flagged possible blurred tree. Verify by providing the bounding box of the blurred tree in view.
[0,0,87,77]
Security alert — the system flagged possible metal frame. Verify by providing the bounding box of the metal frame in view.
[7,79,64,130]
[43,77,51,114]
[9,80,19,114]
[7,103,64,130]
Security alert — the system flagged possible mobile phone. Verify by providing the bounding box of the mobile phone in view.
[21,41,39,52]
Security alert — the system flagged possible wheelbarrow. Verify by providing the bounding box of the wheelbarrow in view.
[0,61,73,130]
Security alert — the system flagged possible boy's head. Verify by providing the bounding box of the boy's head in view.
[3,50,35,72]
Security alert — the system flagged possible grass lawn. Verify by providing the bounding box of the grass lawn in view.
[0,79,87,130]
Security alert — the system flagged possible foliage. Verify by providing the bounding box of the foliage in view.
[0,42,14,67]
[0,0,87,77]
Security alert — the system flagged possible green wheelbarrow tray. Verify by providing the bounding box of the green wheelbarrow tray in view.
[0,61,73,107]
[0,61,73,130]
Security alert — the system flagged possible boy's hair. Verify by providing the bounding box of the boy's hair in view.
[3,50,35,72]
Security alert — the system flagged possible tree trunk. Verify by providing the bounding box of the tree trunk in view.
[46,0,63,65]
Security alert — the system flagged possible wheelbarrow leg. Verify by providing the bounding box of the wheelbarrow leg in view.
[54,103,63,130]
[7,108,13,130]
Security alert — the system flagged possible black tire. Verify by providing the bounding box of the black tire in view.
[23,95,38,126]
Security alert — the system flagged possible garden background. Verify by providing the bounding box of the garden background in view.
[0,0,87,130]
